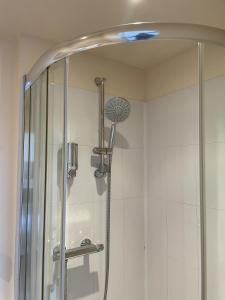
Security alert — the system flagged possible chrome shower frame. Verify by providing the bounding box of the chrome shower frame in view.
[25,22,225,88]
[19,22,225,300]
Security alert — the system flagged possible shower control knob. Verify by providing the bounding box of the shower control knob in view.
[80,238,92,247]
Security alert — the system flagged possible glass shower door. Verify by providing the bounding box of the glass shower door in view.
[19,59,67,300]
[42,60,67,300]
[20,70,48,300]
[202,43,225,300]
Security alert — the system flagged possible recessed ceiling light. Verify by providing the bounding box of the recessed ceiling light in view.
[130,0,143,4]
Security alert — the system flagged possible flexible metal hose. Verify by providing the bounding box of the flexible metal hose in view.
[103,154,112,300]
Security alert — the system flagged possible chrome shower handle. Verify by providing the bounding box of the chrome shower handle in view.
[53,239,104,261]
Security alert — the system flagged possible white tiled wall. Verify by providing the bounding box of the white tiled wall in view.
[204,75,225,300]
[145,86,201,300]
[66,87,145,300]
[61,73,225,300]
[145,74,225,300]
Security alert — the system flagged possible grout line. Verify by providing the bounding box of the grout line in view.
[66,196,145,206]
[204,140,225,145]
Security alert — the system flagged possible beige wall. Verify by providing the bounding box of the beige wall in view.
[204,44,225,80]
[43,42,225,104]
[0,35,53,300]
[146,47,198,100]
[50,52,146,101]
[55,43,225,102]
[0,38,18,300]
[146,44,225,100]
[69,53,146,101]
[17,36,54,77]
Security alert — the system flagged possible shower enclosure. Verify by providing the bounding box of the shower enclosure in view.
[18,23,225,300]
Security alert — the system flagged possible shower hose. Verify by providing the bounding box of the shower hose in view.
[103,153,112,300]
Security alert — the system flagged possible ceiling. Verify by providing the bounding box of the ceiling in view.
[89,40,195,69]
[1,0,225,42]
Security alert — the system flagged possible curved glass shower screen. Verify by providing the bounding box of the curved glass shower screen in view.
[20,59,67,300]
[19,70,48,300]
[19,22,225,300]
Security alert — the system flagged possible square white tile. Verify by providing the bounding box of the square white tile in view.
[68,87,98,146]
[147,86,198,147]
[122,148,144,199]
[205,142,225,210]
[205,75,225,143]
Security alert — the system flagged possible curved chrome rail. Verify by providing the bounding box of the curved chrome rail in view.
[25,22,225,87]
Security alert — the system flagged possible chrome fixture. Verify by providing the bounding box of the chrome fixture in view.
[93,88,131,178]
[65,242,104,259]
[25,23,225,88]
[53,239,104,262]
[93,77,109,178]
[103,97,130,300]
[67,142,78,178]
[93,147,112,155]
[108,123,116,150]
[65,259,68,300]
[105,97,130,123]
[105,97,131,149]
[93,79,131,300]
[54,238,104,300]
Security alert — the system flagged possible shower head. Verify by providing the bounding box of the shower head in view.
[105,97,130,150]
[105,97,130,123]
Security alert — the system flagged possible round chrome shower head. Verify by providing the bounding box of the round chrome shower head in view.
[105,97,130,123]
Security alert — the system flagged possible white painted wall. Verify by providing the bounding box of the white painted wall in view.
[0,35,53,300]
